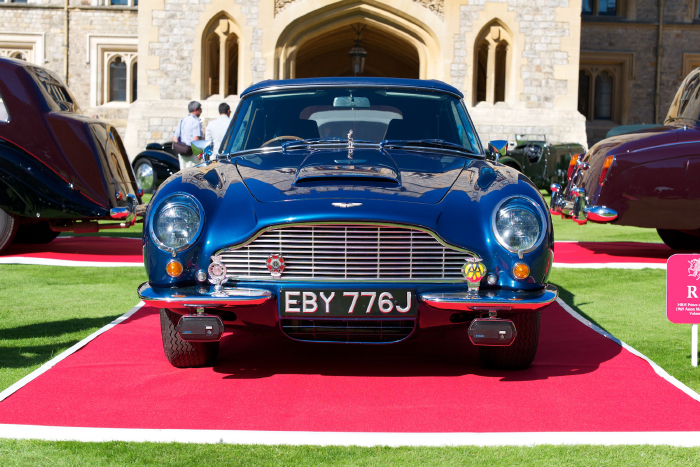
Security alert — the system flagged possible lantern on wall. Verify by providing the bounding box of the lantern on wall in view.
[348,24,367,76]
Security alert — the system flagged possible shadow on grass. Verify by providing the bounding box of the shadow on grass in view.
[0,316,122,340]
[554,283,617,338]
[0,341,80,368]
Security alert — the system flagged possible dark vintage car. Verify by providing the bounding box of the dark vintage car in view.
[501,135,584,192]
[138,78,558,370]
[0,58,142,253]
[132,142,179,193]
[551,67,700,249]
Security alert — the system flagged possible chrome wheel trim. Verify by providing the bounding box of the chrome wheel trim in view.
[0,208,15,251]
[136,162,155,191]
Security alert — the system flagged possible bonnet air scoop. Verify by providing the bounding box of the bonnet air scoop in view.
[295,164,400,185]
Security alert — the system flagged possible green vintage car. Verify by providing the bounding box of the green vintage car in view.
[499,135,585,193]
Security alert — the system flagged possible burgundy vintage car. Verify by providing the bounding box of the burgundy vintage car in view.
[551,67,700,250]
[0,58,142,253]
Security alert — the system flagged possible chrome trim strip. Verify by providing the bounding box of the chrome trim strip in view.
[420,284,558,311]
[137,282,272,308]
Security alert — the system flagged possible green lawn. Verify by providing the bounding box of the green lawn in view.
[1,441,700,466]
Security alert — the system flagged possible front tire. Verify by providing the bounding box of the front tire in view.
[657,229,700,251]
[160,308,219,368]
[478,311,540,370]
[0,208,17,254]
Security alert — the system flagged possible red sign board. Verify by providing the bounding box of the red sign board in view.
[667,254,700,324]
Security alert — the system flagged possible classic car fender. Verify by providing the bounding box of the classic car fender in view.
[0,137,110,218]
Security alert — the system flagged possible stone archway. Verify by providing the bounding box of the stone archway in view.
[274,1,439,80]
[295,23,419,79]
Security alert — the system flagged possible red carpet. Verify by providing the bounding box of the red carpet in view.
[0,302,698,432]
[555,241,672,264]
[1,237,142,263]
[0,238,674,266]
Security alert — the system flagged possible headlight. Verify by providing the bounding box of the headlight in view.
[492,196,546,255]
[149,193,204,253]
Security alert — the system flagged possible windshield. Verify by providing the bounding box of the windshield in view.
[223,87,482,154]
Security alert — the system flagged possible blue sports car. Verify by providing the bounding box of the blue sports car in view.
[138,78,557,370]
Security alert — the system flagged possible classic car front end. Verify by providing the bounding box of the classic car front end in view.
[138,78,557,370]
[550,67,700,249]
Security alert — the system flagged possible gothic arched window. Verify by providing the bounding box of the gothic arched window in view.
[203,16,240,98]
[473,22,512,105]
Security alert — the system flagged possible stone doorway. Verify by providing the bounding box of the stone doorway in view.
[294,24,419,79]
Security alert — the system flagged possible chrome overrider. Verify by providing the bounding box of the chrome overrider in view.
[549,183,618,224]
[138,282,273,309]
[420,284,558,311]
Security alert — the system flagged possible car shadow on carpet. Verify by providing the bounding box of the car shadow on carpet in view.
[212,301,622,382]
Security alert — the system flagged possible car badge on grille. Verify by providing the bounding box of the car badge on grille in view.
[462,257,486,295]
[266,254,286,278]
[332,202,362,208]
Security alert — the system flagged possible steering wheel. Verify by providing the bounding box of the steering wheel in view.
[261,136,304,147]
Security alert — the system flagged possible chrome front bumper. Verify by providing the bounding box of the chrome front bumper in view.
[138,282,557,314]
[137,282,273,309]
[549,184,617,224]
[420,284,558,312]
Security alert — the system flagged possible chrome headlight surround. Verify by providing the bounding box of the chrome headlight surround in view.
[148,192,205,254]
[491,196,547,257]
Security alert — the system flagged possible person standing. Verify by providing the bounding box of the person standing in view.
[173,101,203,169]
[205,102,231,158]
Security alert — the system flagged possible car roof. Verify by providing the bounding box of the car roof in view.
[240,77,464,98]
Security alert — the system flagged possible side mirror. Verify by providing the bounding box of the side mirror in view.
[487,140,508,163]
[191,140,213,159]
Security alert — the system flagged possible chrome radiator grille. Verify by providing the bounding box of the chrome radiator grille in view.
[218,224,474,281]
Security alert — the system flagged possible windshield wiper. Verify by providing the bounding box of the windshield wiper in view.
[381,139,480,156]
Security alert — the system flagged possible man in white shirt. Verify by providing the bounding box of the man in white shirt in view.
[173,101,203,169]
[205,103,231,158]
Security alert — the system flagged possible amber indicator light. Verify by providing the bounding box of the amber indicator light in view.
[599,155,614,185]
[567,154,580,181]
[166,260,184,277]
[512,262,530,280]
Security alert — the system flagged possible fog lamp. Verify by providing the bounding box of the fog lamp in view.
[166,260,183,277]
[196,269,208,283]
[486,273,498,285]
[512,262,530,280]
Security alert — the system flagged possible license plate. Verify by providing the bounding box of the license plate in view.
[280,289,416,317]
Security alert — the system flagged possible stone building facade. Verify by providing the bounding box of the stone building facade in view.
[1,0,696,158]
[580,0,700,144]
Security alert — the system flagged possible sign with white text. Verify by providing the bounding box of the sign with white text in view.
[667,254,700,324]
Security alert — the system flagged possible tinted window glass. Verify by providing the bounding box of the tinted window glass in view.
[225,88,480,153]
